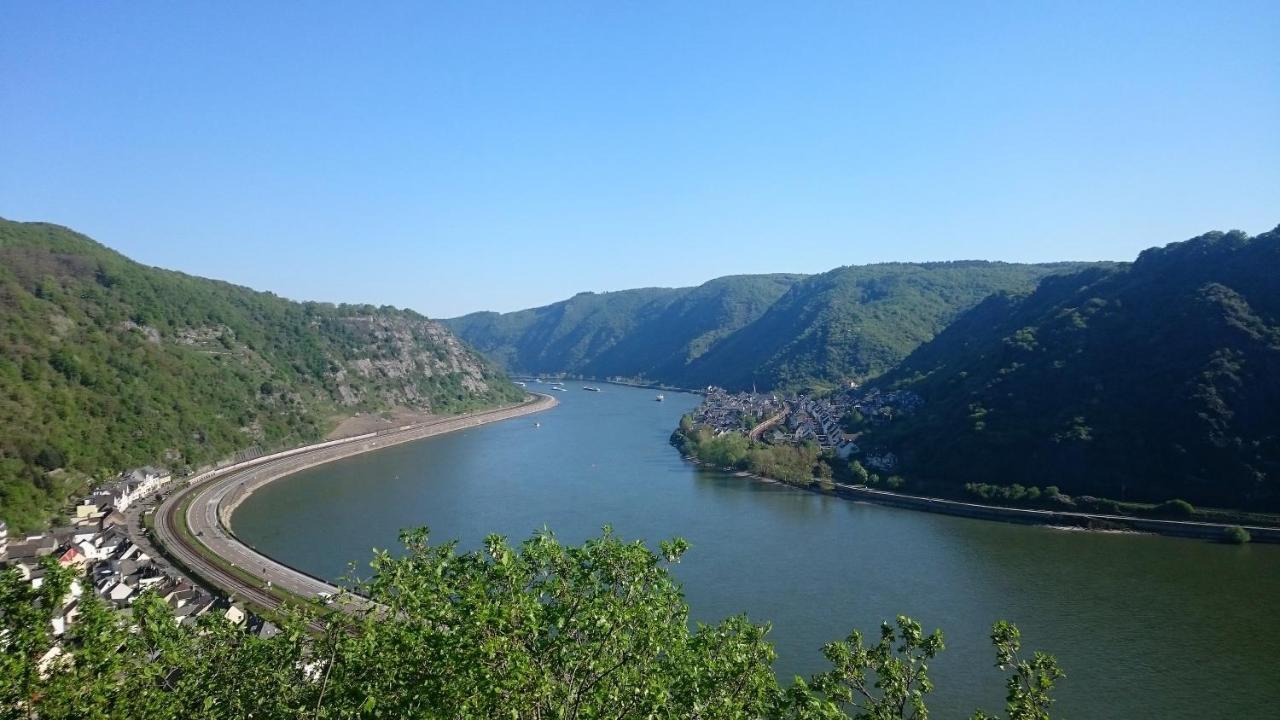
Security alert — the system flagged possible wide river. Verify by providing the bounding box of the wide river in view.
[235,384,1278,718]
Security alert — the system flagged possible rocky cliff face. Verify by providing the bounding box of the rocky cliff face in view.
[335,315,504,407]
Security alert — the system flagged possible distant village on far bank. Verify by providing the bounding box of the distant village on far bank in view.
[688,384,923,473]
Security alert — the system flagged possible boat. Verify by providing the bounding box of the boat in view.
[655,394,664,402]
[582,386,601,392]
[513,381,527,387]
[551,386,568,392]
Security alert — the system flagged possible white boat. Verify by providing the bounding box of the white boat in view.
[582,386,601,392]
[551,386,568,392]
[655,394,665,402]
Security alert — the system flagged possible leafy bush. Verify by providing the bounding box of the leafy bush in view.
[1223,526,1251,545]
[2,529,1063,719]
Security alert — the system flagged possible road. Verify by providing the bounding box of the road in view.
[152,394,557,618]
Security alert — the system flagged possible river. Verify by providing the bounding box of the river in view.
[233,383,1279,718]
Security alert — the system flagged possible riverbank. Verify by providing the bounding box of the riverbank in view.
[682,457,1279,544]
[515,375,708,395]
[152,393,557,612]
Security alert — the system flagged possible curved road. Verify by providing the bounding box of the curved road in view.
[153,394,557,617]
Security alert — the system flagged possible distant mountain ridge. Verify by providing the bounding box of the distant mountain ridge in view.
[862,226,1280,510]
[0,219,523,530]
[446,262,1092,391]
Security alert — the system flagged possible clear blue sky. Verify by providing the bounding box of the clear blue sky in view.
[2,2,1277,317]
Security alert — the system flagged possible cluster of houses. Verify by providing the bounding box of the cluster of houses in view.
[2,468,275,674]
[849,388,925,423]
[87,465,170,512]
[691,385,925,468]
[782,396,860,457]
[691,388,786,433]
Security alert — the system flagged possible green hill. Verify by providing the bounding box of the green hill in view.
[0,219,523,530]
[446,263,1083,391]
[444,275,803,385]
[862,226,1280,511]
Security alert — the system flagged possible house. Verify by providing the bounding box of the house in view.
[56,545,86,570]
[103,580,134,605]
[89,466,169,512]
[249,617,281,639]
[50,599,81,637]
[95,527,129,557]
[222,603,247,626]
[74,500,104,522]
[99,509,127,531]
[5,534,57,564]
[121,466,171,497]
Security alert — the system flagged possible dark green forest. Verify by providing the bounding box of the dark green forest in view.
[0,219,522,530]
[446,262,1089,391]
[861,227,1280,511]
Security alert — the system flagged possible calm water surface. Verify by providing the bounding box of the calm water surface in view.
[235,384,1279,718]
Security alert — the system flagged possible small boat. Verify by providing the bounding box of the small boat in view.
[534,421,541,428]
[582,386,601,392]
[513,381,527,387]
[655,394,665,402]
[551,386,568,392]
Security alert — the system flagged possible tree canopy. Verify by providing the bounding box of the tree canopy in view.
[2,528,1061,719]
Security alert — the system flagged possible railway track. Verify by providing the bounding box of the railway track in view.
[152,394,557,624]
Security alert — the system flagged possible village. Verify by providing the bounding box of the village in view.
[689,385,924,471]
[1,466,277,674]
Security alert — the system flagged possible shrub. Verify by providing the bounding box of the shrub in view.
[1154,499,1195,518]
[1223,526,1251,545]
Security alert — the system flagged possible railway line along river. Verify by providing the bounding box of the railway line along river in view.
[233,383,1279,718]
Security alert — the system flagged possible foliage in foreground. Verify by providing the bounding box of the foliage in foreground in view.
[1,529,1061,719]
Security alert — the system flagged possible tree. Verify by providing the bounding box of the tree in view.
[1223,525,1251,545]
[971,621,1065,720]
[798,615,945,720]
[849,460,870,484]
[1,528,1062,719]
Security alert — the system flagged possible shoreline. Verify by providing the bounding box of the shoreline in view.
[153,393,558,610]
[682,457,1279,544]
[221,394,556,521]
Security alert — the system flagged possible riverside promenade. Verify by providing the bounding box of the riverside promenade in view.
[152,393,557,616]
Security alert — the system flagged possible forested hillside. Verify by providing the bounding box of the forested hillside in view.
[679,262,1085,390]
[446,263,1082,391]
[0,219,523,530]
[445,275,803,385]
[863,227,1280,511]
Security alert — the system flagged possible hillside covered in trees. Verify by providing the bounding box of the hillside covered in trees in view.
[862,227,1280,511]
[0,219,523,530]
[447,262,1087,391]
